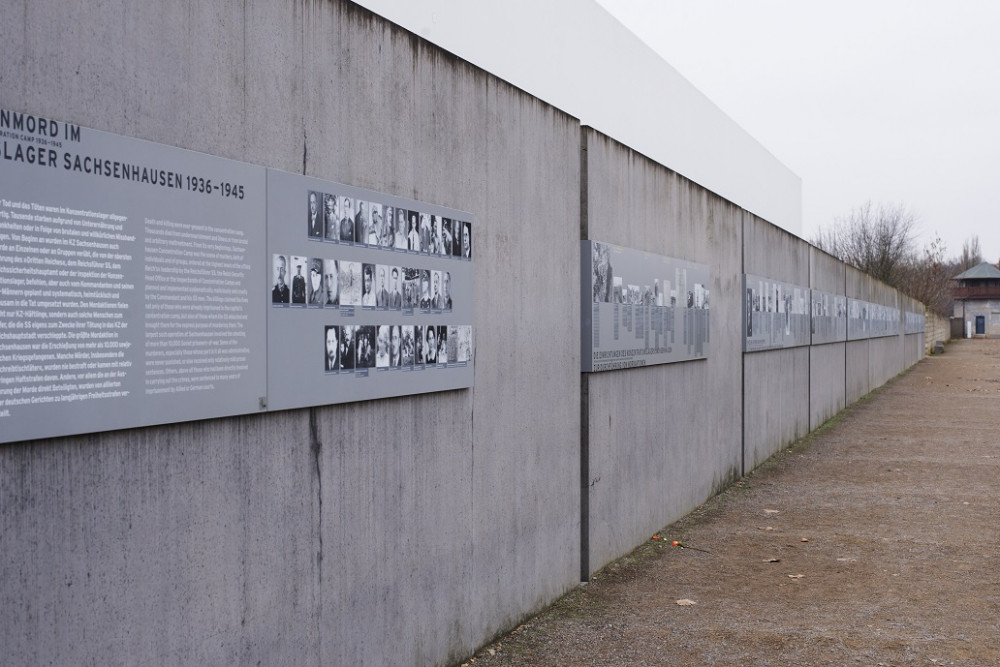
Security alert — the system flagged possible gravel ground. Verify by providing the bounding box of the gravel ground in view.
[460,338,1000,666]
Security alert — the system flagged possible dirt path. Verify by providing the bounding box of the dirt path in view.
[462,339,1000,666]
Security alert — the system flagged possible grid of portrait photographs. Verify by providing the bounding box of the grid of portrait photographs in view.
[274,189,473,379]
[271,255,458,312]
[305,190,472,259]
[323,324,472,372]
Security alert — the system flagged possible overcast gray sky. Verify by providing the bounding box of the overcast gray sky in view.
[595,0,1000,264]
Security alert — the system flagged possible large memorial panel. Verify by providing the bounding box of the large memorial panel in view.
[0,109,266,444]
[0,108,474,445]
[581,240,709,372]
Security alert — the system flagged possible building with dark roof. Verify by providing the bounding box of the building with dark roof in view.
[952,262,1000,337]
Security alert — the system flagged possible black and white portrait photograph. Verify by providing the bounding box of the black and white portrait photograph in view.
[361,263,376,307]
[339,260,362,306]
[407,211,420,251]
[460,221,472,260]
[401,325,415,366]
[430,270,443,310]
[307,257,324,305]
[394,207,408,250]
[356,325,375,368]
[367,202,383,246]
[414,325,424,365]
[592,242,613,303]
[441,271,453,310]
[290,255,308,305]
[374,264,392,308]
[324,258,339,306]
[457,326,471,363]
[418,269,432,309]
[612,276,623,304]
[430,215,443,254]
[376,325,390,369]
[419,213,432,253]
[389,325,402,367]
[340,325,356,371]
[339,195,355,243]
[437,325,448,364]
[271,254,290,304]
[380,204,394,250]
[403,267,420,309]
[447,325,458,363]
[354,200,369,246]
[442,218,453,256]
[307,190,323,239]
[325,325,340,372]
[424,325,438,364]
[388,266,403,309]
[324,193,339,241]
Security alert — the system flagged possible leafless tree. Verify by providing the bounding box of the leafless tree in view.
[958,235,982,271]
[897,235,953,316]
[812,201,917,286]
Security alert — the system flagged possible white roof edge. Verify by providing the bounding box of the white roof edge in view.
[351,0,803,236]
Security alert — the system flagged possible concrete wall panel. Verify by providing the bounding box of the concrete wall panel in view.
[810,344,847,429]
[0,414,317,666]
[846,340,872,404]
[743,347,811,470]
[582,131,743,574]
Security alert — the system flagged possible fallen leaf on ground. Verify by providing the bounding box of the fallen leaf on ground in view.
[764,558,781,563]
[787,574,805,579]
[758,526,775,531]
[763,509,780,514]
[800,538,810,542]
[676,599,698,606]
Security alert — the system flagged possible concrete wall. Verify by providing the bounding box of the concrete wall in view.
[0,2,931,665]
[1,2,580,666]
[742,215,811,470]
[809,247,848,430]
[581,129,743,576]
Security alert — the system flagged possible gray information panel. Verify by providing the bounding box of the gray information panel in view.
[0,109,267,444]
[581,240,709,372]
[265,169,474,410]
[810,289,848,345]
[848,299,901,340]
[847,299,869,340]
[904,309,926,335]
[743,274,811,352]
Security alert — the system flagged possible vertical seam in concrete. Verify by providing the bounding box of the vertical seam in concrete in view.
[807,249,813,432]
[740,209,746,477]
[579,126,590,581]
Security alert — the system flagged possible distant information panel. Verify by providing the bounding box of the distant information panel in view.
[265,170,474,410]
[581,240,709,372]
[743,274,811,352]
[810,289,848,345]
[0,108,267,443]
[0,109,475,445]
